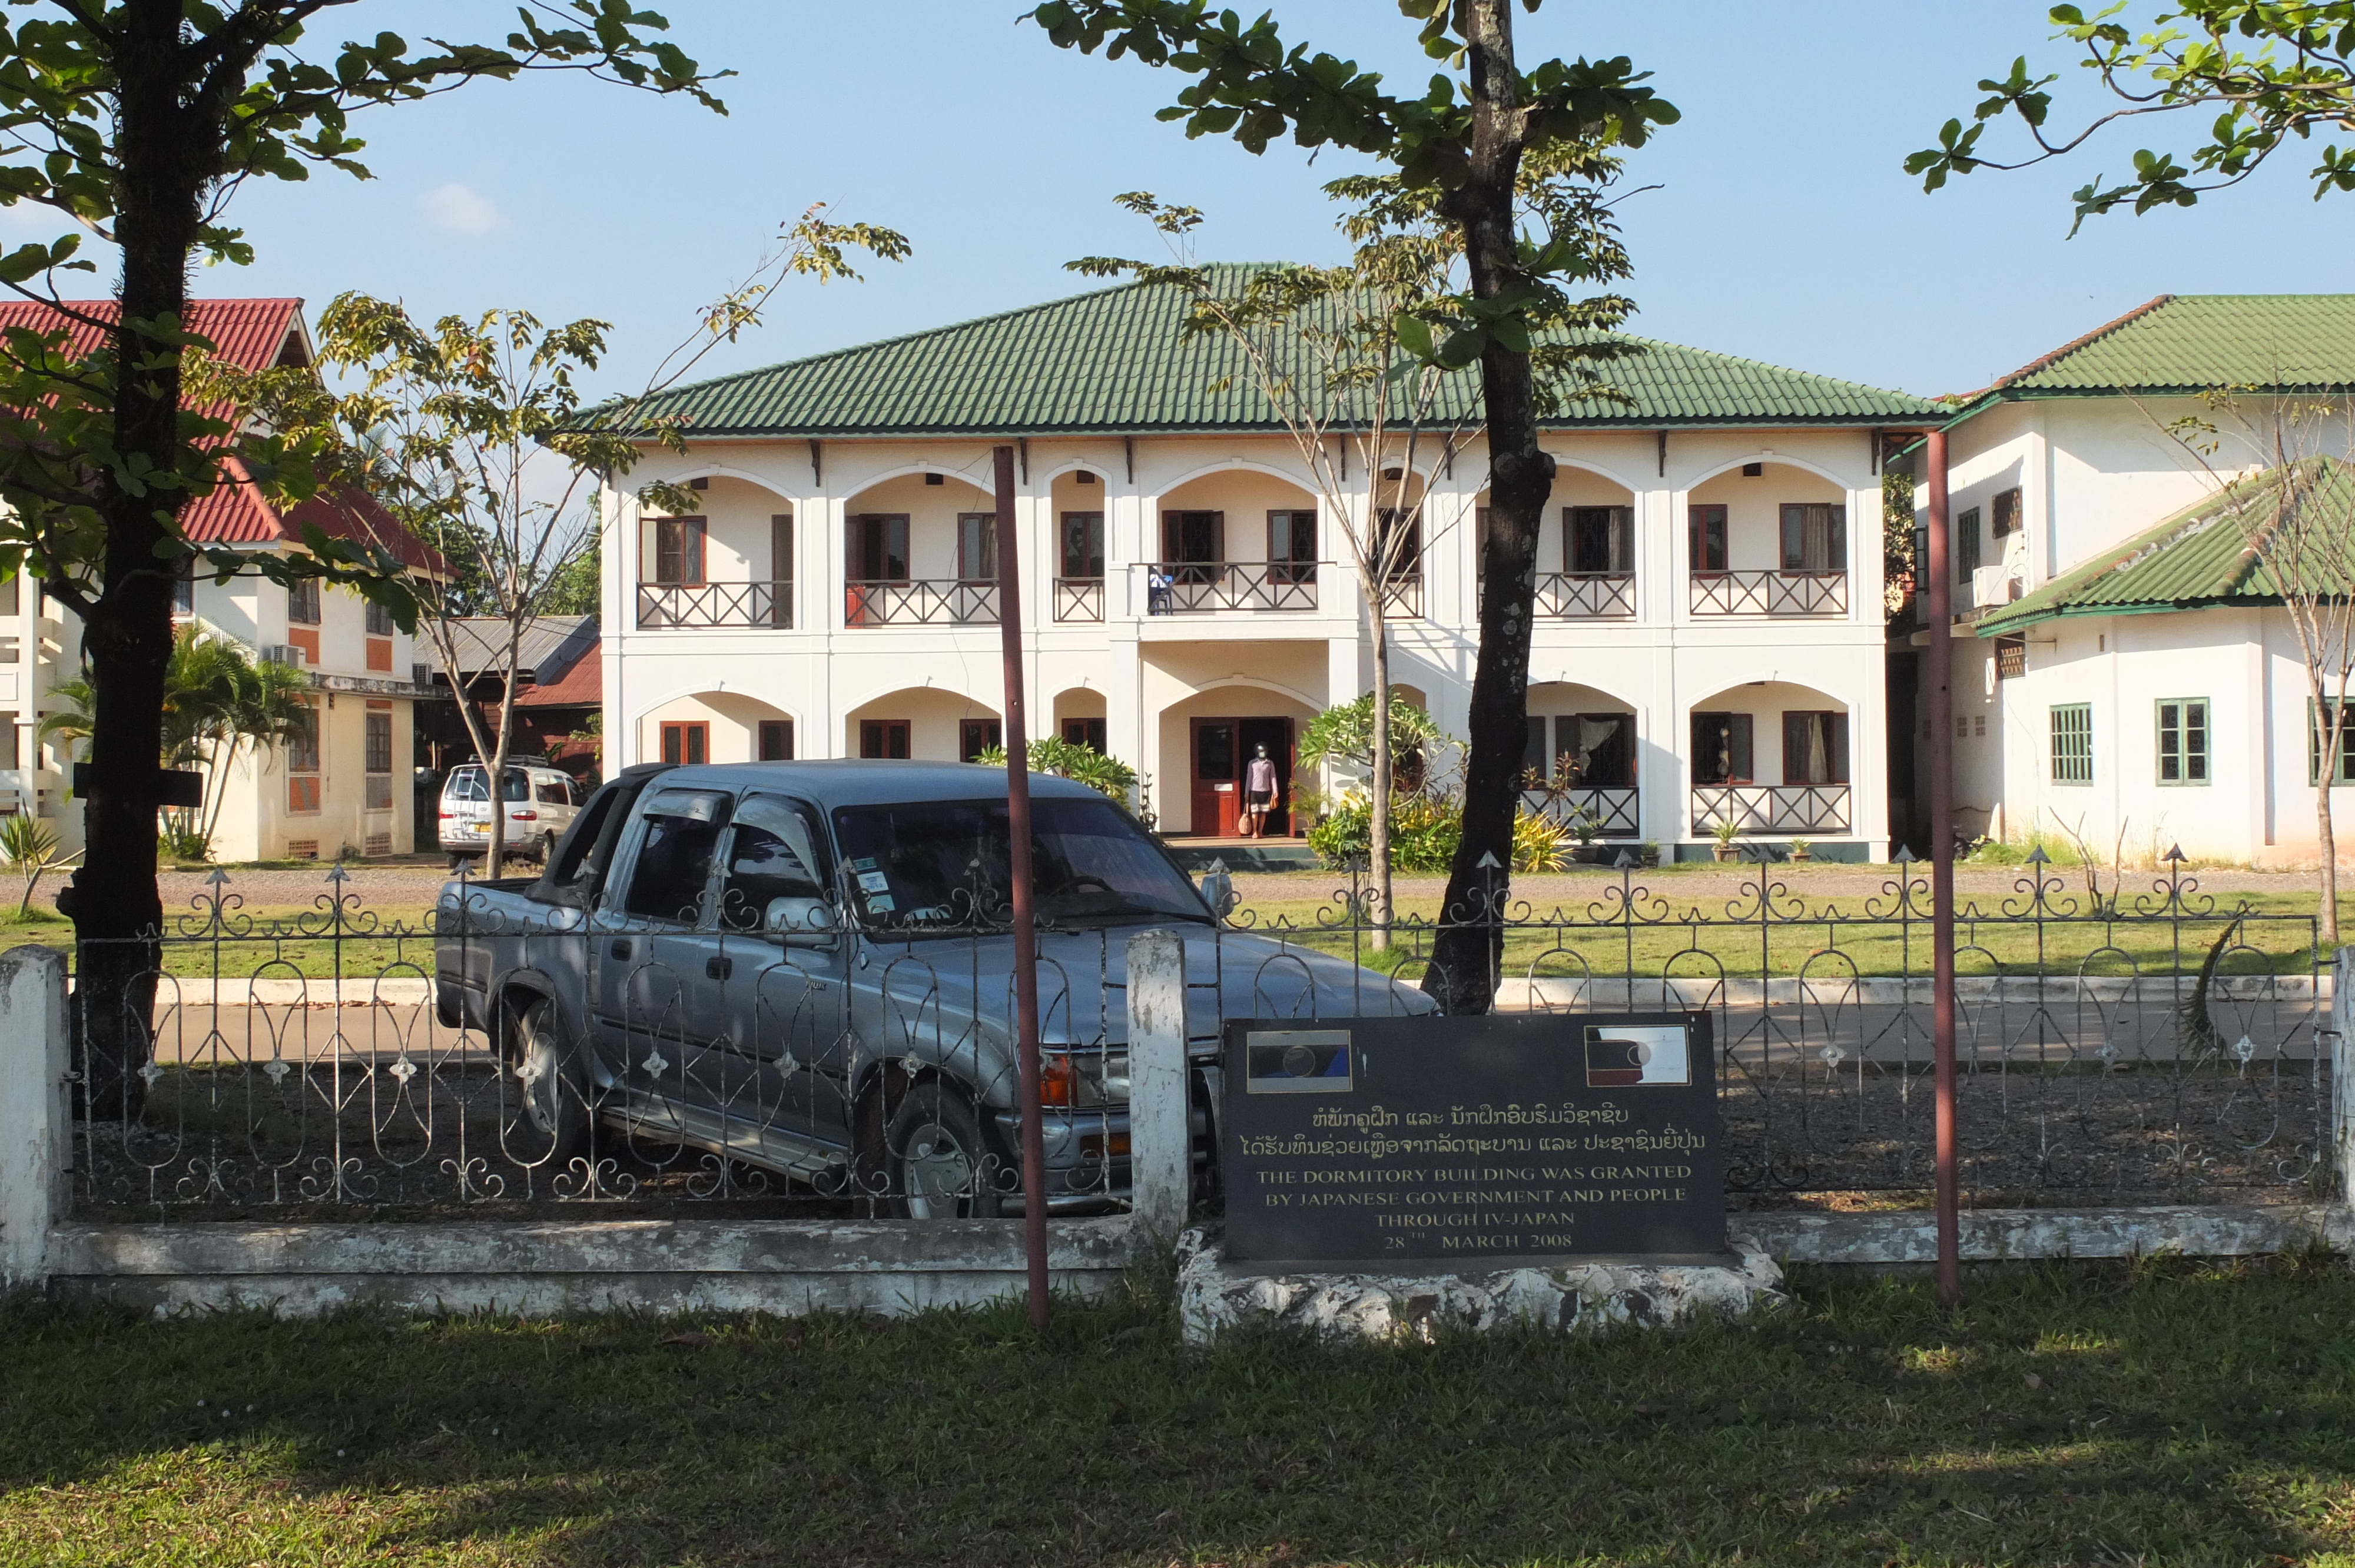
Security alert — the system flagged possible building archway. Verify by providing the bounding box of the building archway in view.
[639,691,800,766]
[1686,679,1853,839]
[843,686,1004,763]
[1153,681,1320,838]
[838,471,1000,629]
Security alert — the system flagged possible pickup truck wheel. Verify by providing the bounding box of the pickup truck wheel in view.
[503,998,591,1170]
[885,1082,1004,1219]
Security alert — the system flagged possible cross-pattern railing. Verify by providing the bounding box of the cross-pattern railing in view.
[1524,785,1640,837]
[1377,572,1423,620]
[1536,571,1636,617]
[1054,577,1104,623]
[1690,570,1847,616]
[638,580,794,629]
[844,579,999,627]
[1139,562,1318,614]
[1692,783,1851,835]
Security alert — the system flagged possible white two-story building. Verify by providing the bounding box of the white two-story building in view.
[601,274,1942,860]
[1911,293,2355,866]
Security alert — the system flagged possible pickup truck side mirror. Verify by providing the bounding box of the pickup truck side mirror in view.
[765,895,838,949]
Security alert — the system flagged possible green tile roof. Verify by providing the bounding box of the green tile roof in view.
[610,268,1943,439]
[1976,459,2355,636]
[1966,294,2355,405]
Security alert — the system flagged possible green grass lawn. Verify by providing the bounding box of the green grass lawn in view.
[5,1255,2355,1566]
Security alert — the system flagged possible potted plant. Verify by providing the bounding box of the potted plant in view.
[1638,839,1661,869]
[1710,816,1743,862]
[1788,837,1812,863]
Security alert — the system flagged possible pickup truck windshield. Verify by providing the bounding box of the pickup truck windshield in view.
[832,796,1208,929]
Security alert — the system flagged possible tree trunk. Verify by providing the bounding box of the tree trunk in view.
[1368,603,1393,952]
[1422,0,1549,1014]
[2320,779,2341,948]
[63,12,214,1117]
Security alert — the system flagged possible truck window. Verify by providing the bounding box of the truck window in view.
[503,770,531,802]
[447,768,486,802]
[623,792,732,923]
[832,795,1209,930]
[717,796,828,931]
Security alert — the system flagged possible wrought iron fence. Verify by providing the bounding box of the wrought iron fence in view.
[68,853,2328,1220]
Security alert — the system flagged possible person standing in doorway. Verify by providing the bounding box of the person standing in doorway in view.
[1242,743,1278,838]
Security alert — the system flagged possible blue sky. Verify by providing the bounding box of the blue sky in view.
[149,1,2355,403]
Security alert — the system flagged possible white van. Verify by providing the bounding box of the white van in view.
[438,758,581,869]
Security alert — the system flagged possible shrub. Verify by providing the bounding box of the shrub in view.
[976,736,1138,801]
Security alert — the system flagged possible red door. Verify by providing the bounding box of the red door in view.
[1190,719,1240,836]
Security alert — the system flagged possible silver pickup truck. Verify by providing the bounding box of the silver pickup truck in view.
[434,759,1429,1214]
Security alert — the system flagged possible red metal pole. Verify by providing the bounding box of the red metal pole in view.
[994,443,1050,1328]
[1923,426,1960,1307]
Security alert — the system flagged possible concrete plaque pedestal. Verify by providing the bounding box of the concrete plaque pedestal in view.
[1175,1227,1786,1346]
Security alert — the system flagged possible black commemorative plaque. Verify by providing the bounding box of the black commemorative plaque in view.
[1220,1013,1722,1264]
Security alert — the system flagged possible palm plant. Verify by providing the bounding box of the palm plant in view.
[41,623,312,859]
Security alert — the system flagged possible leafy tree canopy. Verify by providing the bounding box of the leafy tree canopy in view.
[1908,2,2355,230]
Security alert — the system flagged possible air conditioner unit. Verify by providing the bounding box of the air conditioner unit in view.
[260,643,307,667]
[1972,565,2020,608]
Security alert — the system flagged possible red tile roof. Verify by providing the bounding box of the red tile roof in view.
[0,297,439,571]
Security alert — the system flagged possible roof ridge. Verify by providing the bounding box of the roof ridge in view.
[1611,331,1935,402]
[1960,294,2177,403]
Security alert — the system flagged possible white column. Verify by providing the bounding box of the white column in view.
[0,944,67,1289]
[1125,928,1190,1239]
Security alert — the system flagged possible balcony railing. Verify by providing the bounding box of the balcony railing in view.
[1055,577,1104,623]
[1140,562,1318,615]
[637,580,793,630]
[1690,783,1851,836]
[1689,570,1847,617]
[1535,572,1635,618]
[845,579,999,627]
[1376,572,1423,619]
[1524,786,1640,838]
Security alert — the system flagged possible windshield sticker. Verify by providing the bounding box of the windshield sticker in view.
[857,871,892,893]
[847,857,877,872]
[864,892,895,912]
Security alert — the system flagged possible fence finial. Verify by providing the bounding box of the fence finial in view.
[1893,845,1915,863]
[2026,846,2049,864]
[2164,843,2185,863]
[1613,849,1636,870]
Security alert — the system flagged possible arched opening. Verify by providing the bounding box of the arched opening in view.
[1155,682,1319,838]
[1685,460,1850,617]
[640,691,799,767]
[637,474,798,629]
[1471,466,1639,618]
[1686,679,1852,841]
[1048,468,1108,624]
[840,471,999,628]
[1051,685,1108,755]
[1152,467,1321,614]
[1525,680,1639,838]
[843,686,1003,763]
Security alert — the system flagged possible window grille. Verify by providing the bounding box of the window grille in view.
[2050,703,2093,785]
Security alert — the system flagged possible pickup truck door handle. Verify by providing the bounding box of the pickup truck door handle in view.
[609,938,632,961]
[705,955,732,981]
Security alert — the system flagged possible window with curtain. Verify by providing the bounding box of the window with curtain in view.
[1690,712,1754,785]
[661,722,709,766]
[364,599,394,636]
[1781,712,1849,785]
[1161,511,1224,566]
[653,517,706,586]
[1688,505,1727,572]
[1954,507,1982,583]
[1060,512,1104,579]
[1545,712,1634,788]
[287,577,321,625]
[846,515,909,582]
[957,514,997,582]
[1567,506,1633,574]
[860,720,910,760]
[2156,698,2208,785]
[1778,503,1846,574]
